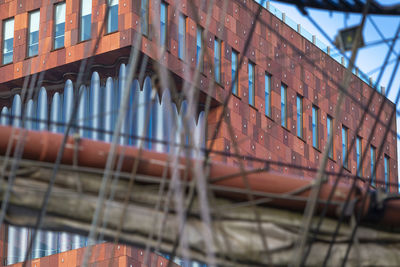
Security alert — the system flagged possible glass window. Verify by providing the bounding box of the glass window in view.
[312,106,319,149]
[296,95,303,138]
[2,18,14,64]
[265,74,271,117]
[28,10,40,57]
[356,136,362,176]
[214,38,221,83]
[141,0,149,36]
[326,116,333,158]
[248,61,255,106]
[80,0,92,41]
[196,26,203,70]
[178,14,186,60]
[384,155,389,191]
[281,84,287,127]
[107,0,118,33]
[370,146,376,186]
[342,126,348,168]
[160,2,168,46]
[54,2,66,49]
[232,50,239,95]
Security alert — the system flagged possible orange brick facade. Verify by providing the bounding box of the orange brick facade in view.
[0,0,398,265]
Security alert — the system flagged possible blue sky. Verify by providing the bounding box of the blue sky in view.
[260,1,400,184]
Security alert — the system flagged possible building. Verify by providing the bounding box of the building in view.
[0,0,397,266]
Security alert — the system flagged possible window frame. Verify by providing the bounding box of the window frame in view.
[384,155,390,191]
[265,73,272,117]
[296,95,303,138]
[141,0,149,36]
[342,125,348,169]
[356,136,362,177]
[248,61,255,106]
[27,9,40,58]
[370,145,376,186]
[196,25,203,71]
[79,0,92,42]
[160,1,168,47]
[231,49,239,96]
[327,115,333,159]
[53,2,66,50]
[178,13,186,60]
[281,83,287,128]
[214,38,222,84]
[2,17,14,65]
[312,105,319,149]
[107,0,119,34]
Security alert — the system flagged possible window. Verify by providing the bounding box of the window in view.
[265,74,271,117]
[370,146,376,186]
[312,106,319,149]
[160,2,168,47]
[27,10,40,57]
[54,2,66,49]
[296,95,303,138]
[281,84,287,127]
[80,0,92,41]
[214,38,221,83]
[326,116,333,158]
[141,0,149,36]
[231,50,239,95]
[178,14,186,60]
[342,126,348,168]
[248,61,255,106]
[2,18,14,64]
[107,0,118,33]
[196,26,203,70]
[384,155,390,191]
[356,136,362,176]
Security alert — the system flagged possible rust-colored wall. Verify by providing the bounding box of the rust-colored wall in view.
[7,243,178,267]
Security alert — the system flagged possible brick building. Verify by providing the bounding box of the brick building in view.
[0,0,397,266]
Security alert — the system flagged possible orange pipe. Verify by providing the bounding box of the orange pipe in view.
[0,125,397,225]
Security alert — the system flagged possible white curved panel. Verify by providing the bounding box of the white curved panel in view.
[0,106,10,125]
[37,87,48,131]
[11,94,22,128]
[90,72,101,140]
[77,85,88,138]
[104,77,114,142]
[50,92,62,133]
[25,99,35,130]
[63,80,74,132]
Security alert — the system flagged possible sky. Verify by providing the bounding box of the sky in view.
[259,1,400,186]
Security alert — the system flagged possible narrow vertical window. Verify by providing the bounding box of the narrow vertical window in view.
[214,38,221,83]
[28,10,40,57]
[312,106,319,149]
[281,84,287,127]
[160,2,168,47]
[178,14,186,60]
[141,0,149,36]
[2,18,14,64]
[107,0,118,33]
[297,95,303,138]
[327,116,333,159]
[231,50,239,95]
[248,61,255,106]
[265,74,271,117]
[54,2,66,50]
[196,26,203,70]
[356,136,362,176]
[342,126,348,168]
[384,155,390,191]
[80,0,92,41]
[370,146,376,186]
